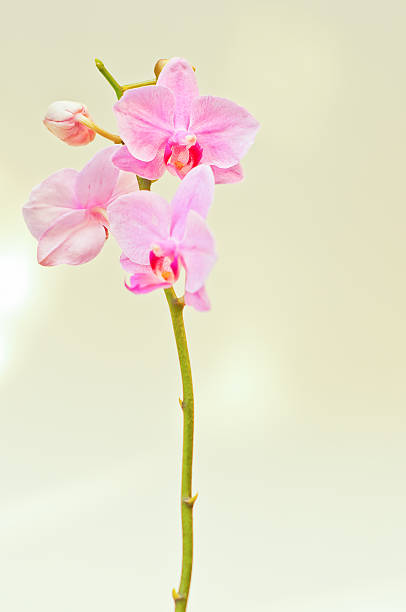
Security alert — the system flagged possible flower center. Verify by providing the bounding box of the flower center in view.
[164,138,203,179]
[90,206,109,238]
[149,245,180,284]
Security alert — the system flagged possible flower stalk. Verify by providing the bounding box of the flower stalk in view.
[95,58,123,99]
[165,287,196,612]
[77,116,123,144]
[137,177,196,611]
[122,79,156,91]
[95,58,157,99]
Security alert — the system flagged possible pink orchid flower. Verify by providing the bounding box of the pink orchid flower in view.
[108,165,217,311]
[112,57,259,184]
[23,146,139,266]
[43,101,96,146]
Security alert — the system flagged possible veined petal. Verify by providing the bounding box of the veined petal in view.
[157,57,199,130]
[37,210,106,266]
[171,165,215,241]
[120,254,150,274]
[114,86,175,162]
[180,210,217,293]
[190,96,259,167]
[184,286,211,311]
[113,145,166,180]
[109,191,171,265]
[211,163,243,184]
[23,168,78,239]
[75,146,119,208]
[108,168,140,204]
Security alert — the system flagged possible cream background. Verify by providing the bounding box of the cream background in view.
[1,1,406,610]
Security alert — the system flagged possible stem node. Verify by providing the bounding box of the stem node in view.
[183,493,198,508]
[172,589,185,602]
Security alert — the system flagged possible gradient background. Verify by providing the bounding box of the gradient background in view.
[1,1,406,610]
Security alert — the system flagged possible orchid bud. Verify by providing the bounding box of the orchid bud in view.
[43,101,96,146]
[154,59,169,78]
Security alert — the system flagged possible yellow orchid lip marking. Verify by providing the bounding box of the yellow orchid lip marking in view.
[161,270,172,281]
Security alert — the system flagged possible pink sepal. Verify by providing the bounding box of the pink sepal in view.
[184,286,211,311]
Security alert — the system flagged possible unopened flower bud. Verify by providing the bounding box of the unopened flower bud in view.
[43,101,96,146]
[154,59,169,78]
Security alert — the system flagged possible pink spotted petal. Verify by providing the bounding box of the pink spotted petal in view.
[109,191,171,265]
[180,210,217,293]
[157,57,199,130]
[113,145,166,180]
[37,210,106,266]
[75,146,119,208]
[23,168,78,239]
[190,96,259,167]
[114,87,175,162]
[184,286,211,311]
[211,163,243,184]
[171,165,215,241]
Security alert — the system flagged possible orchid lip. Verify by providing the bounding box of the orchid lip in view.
[149,247,180,285]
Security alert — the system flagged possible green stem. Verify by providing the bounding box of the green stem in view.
[136,176,152,191]
[95,58,123,99]
[116,136,194,609]
[164,287,196,612]
[122,79,156,91]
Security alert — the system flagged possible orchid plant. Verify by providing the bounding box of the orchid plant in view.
[23,57,259,610]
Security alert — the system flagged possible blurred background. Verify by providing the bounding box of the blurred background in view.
[1,1,406,610]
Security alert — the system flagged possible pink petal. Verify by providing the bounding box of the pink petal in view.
[75,146,119,208]
[190,96,259,167]
[113,86,175,162]
[180,210,217,293]
[37,210,106,266]
[157,57,199,130]
[120,254,150,274]
[211,163,243,184]
[108,168,140,204]
[184,286,211,311]
[171,165,215,240]
[113,145,166,180]
[108,191,171,265]
[23,169,78,239]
